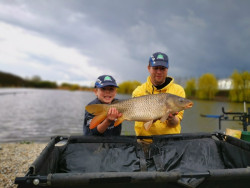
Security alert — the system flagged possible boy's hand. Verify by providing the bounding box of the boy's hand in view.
[107,107,122,121]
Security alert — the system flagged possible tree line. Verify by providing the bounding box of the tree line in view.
[1,70,249,102]
[185,70,250,102]
[0,71,91,91]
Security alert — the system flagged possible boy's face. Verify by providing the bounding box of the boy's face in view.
[94,86,117,104]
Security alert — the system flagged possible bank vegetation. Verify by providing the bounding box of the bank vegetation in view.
[1,70,249,102]
[185,70,250,102]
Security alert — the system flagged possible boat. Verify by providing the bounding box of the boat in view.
[15,132,250,188]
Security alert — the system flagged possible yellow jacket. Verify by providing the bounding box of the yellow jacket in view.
[132,76,185,136]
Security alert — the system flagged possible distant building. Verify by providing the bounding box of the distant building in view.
[218,78,232,90]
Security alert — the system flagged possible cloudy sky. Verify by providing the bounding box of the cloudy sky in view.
[0,0,249,86]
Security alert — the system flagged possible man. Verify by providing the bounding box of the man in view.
[132,52,186,136]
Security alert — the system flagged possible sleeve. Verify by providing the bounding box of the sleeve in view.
[132,85,144,98]
[179,86,186,98]
[132,87,139,98]
[83,110,103,136]
[175,85,186,121]
[173,84,185,98]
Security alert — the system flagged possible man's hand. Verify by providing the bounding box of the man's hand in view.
[167,112,179,127]
[167,112,178,121]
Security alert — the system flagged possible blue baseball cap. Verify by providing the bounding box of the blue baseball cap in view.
[149,52,169,68]
[94,75,119,88]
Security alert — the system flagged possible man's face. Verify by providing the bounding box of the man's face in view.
[148,65,168,86]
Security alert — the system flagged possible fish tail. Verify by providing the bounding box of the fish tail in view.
[89,112,107,129]
[86,104,108,129]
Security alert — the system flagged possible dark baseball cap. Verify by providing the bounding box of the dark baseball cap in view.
[149,52,169,68]
[94,75,119,88]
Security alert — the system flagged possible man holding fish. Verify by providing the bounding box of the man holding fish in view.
[132,52,190,136]
[85,52,192,137]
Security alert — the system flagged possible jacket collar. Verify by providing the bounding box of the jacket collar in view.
[145,76,174,94]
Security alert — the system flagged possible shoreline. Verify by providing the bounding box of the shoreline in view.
[0,142,47,188]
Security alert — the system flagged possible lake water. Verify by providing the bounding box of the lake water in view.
[0,88,249,142]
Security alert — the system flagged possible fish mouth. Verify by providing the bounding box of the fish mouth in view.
[186,102,193,108]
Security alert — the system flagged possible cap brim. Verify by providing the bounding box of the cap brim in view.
[150,61,168,68]
[95,83,119,88]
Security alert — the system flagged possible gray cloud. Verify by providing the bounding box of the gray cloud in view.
[0,0,249,86]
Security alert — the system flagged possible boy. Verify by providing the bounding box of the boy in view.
[83,75,122,136]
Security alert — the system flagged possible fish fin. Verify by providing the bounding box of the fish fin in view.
[114,116,124,126]
[85,104,107,115]
[160,111,170,123]
[143,120,153,131]
[89,112,107,129]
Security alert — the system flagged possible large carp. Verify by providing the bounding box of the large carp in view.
[85,93,193,130]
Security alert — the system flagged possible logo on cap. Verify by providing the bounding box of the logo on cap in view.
[157,54,164,60]
[104,76,112,81]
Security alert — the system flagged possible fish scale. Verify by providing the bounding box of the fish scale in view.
[111,95,165,121]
